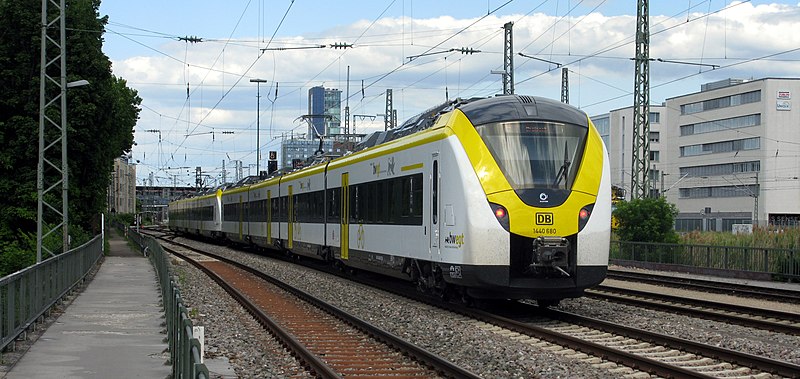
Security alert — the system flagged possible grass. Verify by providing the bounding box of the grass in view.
[679,225,800,250]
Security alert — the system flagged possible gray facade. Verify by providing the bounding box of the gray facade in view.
[108,156,137,214]
[593,78,800,231]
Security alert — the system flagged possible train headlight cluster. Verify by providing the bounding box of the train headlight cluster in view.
[578,204,594,232]
[490,203,510,231]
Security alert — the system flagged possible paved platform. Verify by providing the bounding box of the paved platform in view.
[7,231,171,379]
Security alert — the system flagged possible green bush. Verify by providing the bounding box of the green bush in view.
[0,239,35,277]
[613,197,679,243]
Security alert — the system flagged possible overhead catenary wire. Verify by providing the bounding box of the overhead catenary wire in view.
[104,0,800,186]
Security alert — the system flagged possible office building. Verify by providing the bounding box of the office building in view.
[281,138,337,169]
[108,156,136,214]
[593,78,800,231]
[308,86,342,137]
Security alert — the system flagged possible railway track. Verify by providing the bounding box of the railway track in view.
[335,267,800,378]
[153,233,800,378]
[607,269,800,304]
[158,239,480,379]
[413,298,800,378]
[498,303,800,379]
[587,285,800,335]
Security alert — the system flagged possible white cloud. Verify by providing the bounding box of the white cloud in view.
[111,2,800,185]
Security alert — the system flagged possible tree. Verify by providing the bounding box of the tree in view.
[0,0,140,276]
[613,196,680,243]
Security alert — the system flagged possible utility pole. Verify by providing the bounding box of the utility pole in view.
[344,66,351,136]
[38,0,69,261]
[502,22,514,95]
[753,174,759,226]
[250,78,268,176]
[222,160,226,185]
[630,0,651,199]
[561,67,569,104]
[384,89,393,130]
[195,167,202,190]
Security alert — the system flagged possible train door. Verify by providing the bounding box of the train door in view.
[267,190,272,245]
[288,185,294,249]
[340,172,349,260]
[430,154,440,260]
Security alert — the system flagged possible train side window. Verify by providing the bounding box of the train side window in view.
[313,191,324,223]
[260,199,268,222]
[368,182,378,223]
[410,174,423,224]
[327,188,340,223]
[366,183,376,223]
[270,196,278,222]
[387,178,399,224]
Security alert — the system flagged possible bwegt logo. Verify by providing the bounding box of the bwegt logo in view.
[444,233,465,248]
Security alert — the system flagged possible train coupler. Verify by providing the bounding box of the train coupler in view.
[528,236,571,277]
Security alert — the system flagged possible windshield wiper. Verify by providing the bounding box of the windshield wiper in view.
[552,143,570,188]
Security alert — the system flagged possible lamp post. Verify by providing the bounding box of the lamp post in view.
[250,78,268,176]
[61,79,89,251]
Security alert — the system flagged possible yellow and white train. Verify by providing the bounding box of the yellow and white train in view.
[169,95,611,305]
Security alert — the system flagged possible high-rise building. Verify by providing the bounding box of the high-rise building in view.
[308,86,342,137]
[593,78,800,231]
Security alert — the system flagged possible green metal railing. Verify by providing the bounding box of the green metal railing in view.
[0,234,104,352]
[128,229,209,379]
[611,240,800,281]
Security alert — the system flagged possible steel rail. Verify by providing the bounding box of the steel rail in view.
[159,238,481,379]
[441,304,716,378]
[588,286,800,336]
[539,307,800,378]
[343,267,800,378]
[163,246,341,379]
[607,269,800,303]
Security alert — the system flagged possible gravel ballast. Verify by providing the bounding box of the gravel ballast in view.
[172,238,800,378]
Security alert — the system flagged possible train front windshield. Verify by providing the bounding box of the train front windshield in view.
[476,121,587,191]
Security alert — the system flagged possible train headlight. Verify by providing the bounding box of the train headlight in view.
[578,204,594,232]
[490,203,510,231]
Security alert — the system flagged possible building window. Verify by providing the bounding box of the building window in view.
[680,137,760,157]
[680,90,761,115]
[679,184,757,199]
[680,114,761,136]
[680,161,760,177]
[649,112,660,123]
[675,218,703,232]
[649,150,659,162]
[591,116,610,136]
[649,131,660,143]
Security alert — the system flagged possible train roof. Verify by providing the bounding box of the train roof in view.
[354,95,588,152]
[170,95,586,202]
[457,95,589,128]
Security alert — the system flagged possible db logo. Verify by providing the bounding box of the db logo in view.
[536,213,554,225]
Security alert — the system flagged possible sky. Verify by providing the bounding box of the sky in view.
[97,0,800,187]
